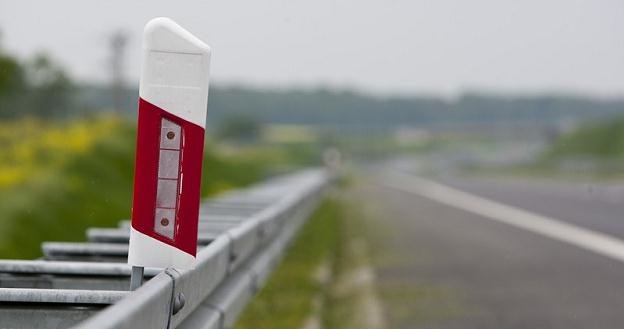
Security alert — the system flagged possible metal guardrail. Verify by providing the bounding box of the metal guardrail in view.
[0,168,330,329]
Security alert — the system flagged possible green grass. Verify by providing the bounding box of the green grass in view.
[234,197,344,329]
[462,117,624,180]
[483,117,624,180]
[0,117,306,259]
[546,117,624,160]
[322,196,370,329]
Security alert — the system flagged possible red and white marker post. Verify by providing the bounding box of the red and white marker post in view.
[128,18,211,289]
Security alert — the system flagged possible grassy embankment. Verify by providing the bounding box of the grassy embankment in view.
[235,180,383,329]
[513,117,624,179]
[234,197,344,329]
[542,117,624,174]
[464,117,624,180]
[0,116,305,259]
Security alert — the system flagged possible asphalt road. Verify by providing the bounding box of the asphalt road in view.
[358,171,624,329]
[441,177,624,241]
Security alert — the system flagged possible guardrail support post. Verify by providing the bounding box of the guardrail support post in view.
[130,266,144,290]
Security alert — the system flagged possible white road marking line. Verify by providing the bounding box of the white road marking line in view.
[381,171,624,263]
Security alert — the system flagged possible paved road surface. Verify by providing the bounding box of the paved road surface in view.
[442,177,624,241]
[357,171,624,329]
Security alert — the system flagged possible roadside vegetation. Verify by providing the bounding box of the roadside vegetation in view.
[459,117,624,180]
[234,197,343,329]
[507,117,624,179]
[0,116,316,259]
[235,182,384,329]
[544,117,624,163]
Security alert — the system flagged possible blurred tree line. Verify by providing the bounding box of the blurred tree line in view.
[2,27,623,127]
[206,88,624,129]
[0,44,75,118]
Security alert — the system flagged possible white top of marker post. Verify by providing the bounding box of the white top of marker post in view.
[139,17,211,128]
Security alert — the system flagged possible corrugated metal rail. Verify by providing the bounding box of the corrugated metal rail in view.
[0,168,330,329]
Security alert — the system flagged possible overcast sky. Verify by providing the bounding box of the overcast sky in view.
[0,0,622,97]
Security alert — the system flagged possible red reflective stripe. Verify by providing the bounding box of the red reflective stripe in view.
[131,98,204,257]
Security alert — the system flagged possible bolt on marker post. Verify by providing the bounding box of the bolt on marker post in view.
[128,17,211,290]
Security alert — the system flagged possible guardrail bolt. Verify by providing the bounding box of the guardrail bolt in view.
[172,292,186,315]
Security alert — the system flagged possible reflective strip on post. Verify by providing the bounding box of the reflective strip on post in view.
[128,17,211,270]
